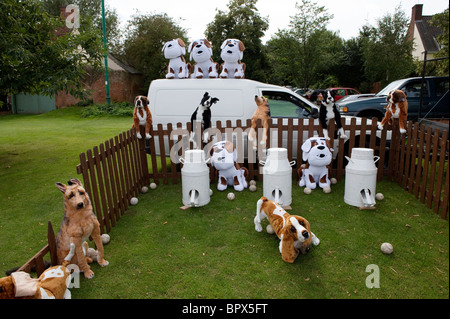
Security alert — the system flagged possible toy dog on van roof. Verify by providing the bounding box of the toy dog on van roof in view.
[219,39,246,79]
[162,38,190,79]
[188,39,219,79]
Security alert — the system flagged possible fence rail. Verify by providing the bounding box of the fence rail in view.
[15,117,448,276]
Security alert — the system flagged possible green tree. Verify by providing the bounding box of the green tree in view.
[41,0,121,54]
[120,13,187,89]
[430,6,449,76]
[205,0,269,81]
[266,0,334,88]
[0,0,103,98]
[360,6,415,87]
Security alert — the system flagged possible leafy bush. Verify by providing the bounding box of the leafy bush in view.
[81,101,134,117]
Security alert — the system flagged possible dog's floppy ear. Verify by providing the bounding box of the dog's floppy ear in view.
[67,178,82,186]
[56,182,66,194]
[201,92,210,104]
[210,97,219,105]
[280,235,298,263]
[301,139,312,161]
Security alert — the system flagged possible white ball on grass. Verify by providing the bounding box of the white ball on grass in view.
[323,186,331,194]
[227,192,235,200]
[381,242,394,254]
[249,180,256,186]
[101,233,110,245]
[376,193,384,201]
[330,178,337,185]
[150,183,157,190]
[304,187,312,195]
[141,186,148,193]
[266,224,274,234]
[209,189,213,196]
[249,185,257,192]
[130,197,138,205]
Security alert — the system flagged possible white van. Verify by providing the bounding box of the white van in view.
[147,78,388,161]
[148,78,317,126]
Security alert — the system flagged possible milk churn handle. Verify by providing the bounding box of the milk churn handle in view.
[205,157,211,164]
[373,156,380,163]
[345,156,354,164]
[289,160,296,167]
[259,160,266,166]
[179,157,184,164]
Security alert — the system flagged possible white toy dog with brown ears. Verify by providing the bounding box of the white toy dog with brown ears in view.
[188,39,219,79]
[209,141,248,192]
[298,136,333,192]
[219,39,246,79]
[162,38,190,79]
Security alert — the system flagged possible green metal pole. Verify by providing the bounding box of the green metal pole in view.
[101,0,111,105]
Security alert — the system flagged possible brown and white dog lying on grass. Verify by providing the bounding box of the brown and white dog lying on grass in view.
[55,178,109,279]
[132,95,152,139]
[254,197,320,263]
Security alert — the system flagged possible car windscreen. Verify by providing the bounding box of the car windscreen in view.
[376,79,404,96]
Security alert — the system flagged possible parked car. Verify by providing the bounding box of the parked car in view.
[327,87,361,101]
[337,76,449,121]
[338,93,376,103]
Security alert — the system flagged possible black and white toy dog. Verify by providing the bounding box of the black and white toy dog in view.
[190,92,219,147]
[310,89,347,140]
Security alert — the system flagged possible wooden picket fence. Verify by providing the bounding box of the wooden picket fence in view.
[16,117,448,276]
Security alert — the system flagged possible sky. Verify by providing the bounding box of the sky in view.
[106,0,448,43]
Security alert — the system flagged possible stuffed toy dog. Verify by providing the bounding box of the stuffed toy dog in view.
[219,39,246,79]
[378,89,408,134]
[132,95,152,139]
[254,197,320,263]
[310,89,347,140]
[0,243,75,299]
[298,136,333,192]
[55,178,109,279]
[188,39,219,79]
[210,141,248,191]
[190,92,219,147]
[162,38,190,79]
[248,95,271,150]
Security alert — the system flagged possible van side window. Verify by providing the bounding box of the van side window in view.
[435,78,449,97]
[262,91,311,118]
[402,81,429,98]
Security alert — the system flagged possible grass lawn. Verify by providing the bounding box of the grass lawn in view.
[0,107,448,299]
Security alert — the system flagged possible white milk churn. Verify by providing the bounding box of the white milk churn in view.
[344,148,379,208]
[180,150,210,207]
[259,148,296,206]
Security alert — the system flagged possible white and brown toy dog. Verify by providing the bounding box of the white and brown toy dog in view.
[298,136,333,192]
[310,89,347,140]
[190,92,219,147]
[162,38,190,79]
[248,95,271,150]
[254,197,320,263]
[219,39,246,79]
[188,39,219,79]
[210,141,248,192]
[378,89,408,134]
[132,95,152,139]
[55,178,109,279]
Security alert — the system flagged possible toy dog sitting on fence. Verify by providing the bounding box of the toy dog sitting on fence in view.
[210,141,248,191]
[219,39,246,79]
[162,38,190,79]
[190,92,219,147]
[55,178,109,279]
[188,39,219,79]
[0,243,75,299]
[132,95,152,139]
[310,89,347,140]
[248,95,271,150]
[378,89,408,134]
[254,197,320,263]
[298,136,334,193]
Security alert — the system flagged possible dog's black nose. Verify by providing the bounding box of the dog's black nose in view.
[196,44,201,48]
[318,146,325,150]
[77,202,84,209]
[302,230,309,238]
[228,43,234,47]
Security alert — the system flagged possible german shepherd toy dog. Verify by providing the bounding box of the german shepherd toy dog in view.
[55,178,109,279]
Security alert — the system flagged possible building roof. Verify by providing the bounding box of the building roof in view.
[108,54,142,75]
[415,16,443,53]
